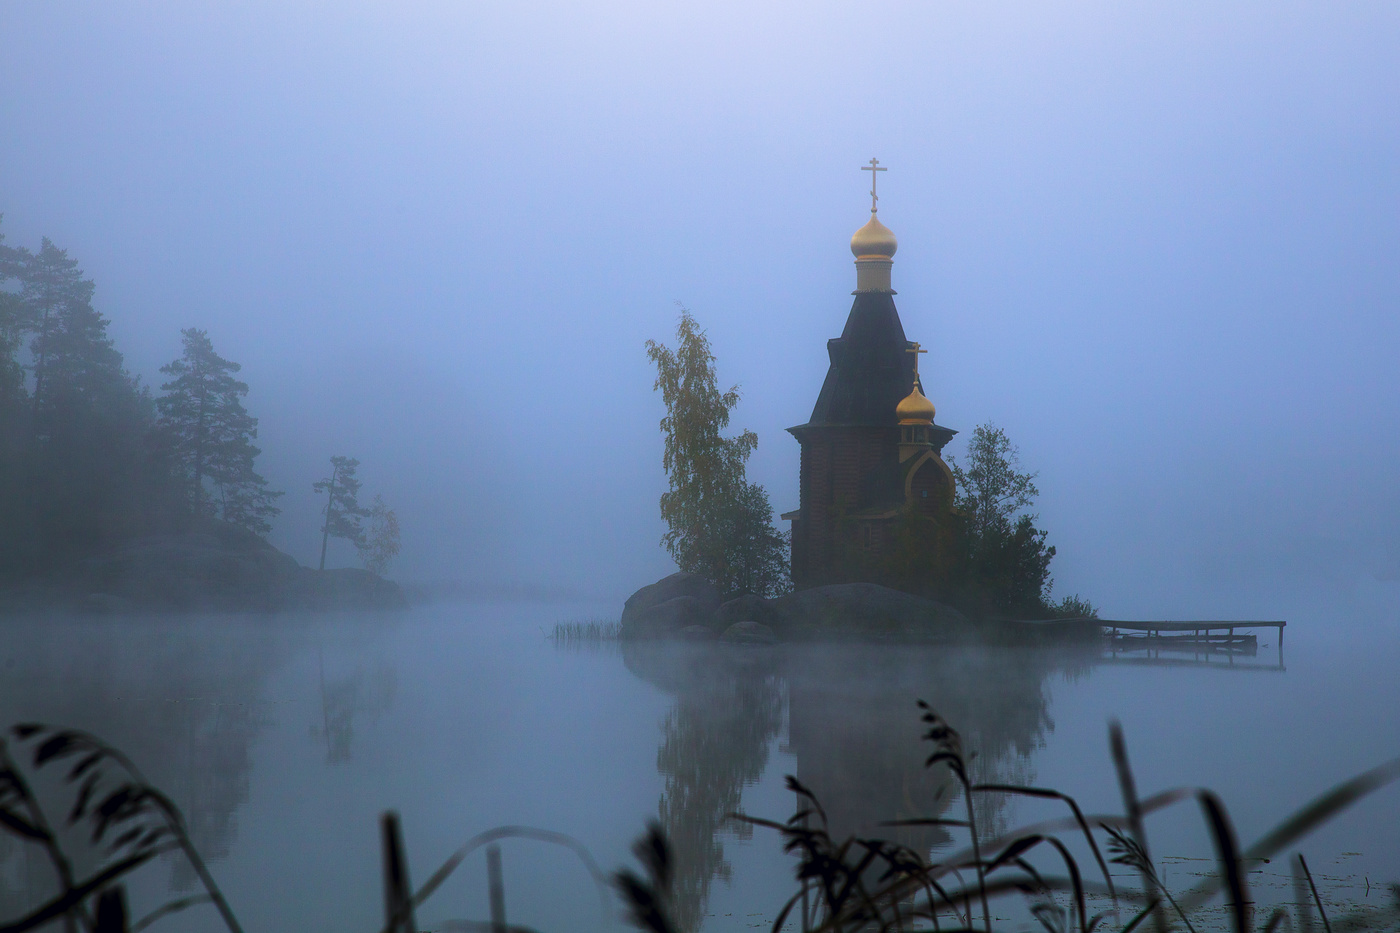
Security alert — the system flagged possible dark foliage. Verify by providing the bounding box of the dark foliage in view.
[157,328,281,535]
[2,709,1395,933]
[943,424,1060,618]
[0,226,184,579]
[849,423,1081,620]
[314,455,370,571]
[0,221,281,581]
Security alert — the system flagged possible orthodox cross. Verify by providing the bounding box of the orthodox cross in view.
[862,157,886,213]
[906,341,927,375]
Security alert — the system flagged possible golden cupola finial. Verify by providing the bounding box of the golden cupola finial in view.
[896,381,936,425]
[852,157,897,292]
[898,341,934,426]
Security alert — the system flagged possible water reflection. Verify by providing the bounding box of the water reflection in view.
[624,642,1096,932]
[0,618,283,904]
[312,649,397,764]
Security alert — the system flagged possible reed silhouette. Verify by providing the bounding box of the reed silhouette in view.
[2,705,1397,933]
[614,704,1400,933]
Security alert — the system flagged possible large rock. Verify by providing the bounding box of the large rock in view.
[720,621,777,645]
[619,575,977,644]
[73,520,406,613]
[620,572,721,639]
[767,583,973,643]
[714,593,783,630]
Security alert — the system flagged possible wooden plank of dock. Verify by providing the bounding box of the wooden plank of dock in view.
[1098,620,1286,668]
[1099,620,1284,645]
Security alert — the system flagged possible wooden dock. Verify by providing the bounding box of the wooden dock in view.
[1098,619,1286,668]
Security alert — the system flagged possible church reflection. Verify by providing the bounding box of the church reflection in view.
[623,642,1093,933]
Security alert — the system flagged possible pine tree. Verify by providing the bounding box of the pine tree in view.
[313,456,369,571]
[3,234,170,571]
[647,308,789,597]
[157,329,281,534]
[18,239,136,444]
[21,239,102,428]
[217,466,282,538]
[0,219,29,410]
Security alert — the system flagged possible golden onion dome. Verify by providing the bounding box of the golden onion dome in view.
[850,213,898,259]
[896,381,935,424]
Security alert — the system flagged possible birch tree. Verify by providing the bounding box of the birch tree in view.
[647,308,788,597]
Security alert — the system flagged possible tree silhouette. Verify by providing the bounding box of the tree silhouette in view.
[0,234,163,571]
[0,220,28,412]
[947,424,1056,616]
[314,456,369,571]
[157,329,281,535]
[20,238,100,432]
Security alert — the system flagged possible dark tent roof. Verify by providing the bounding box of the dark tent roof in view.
[800,291,919,428]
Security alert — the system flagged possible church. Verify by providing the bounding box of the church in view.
[783,162,959,589]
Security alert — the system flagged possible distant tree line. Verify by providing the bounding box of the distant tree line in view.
[0,220,399,581]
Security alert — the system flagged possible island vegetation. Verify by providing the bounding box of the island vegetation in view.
[640,309,1094,634]
[646,306,789,600]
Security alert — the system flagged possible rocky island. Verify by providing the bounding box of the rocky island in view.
[620,573,1098,646]
[0,520,406,615]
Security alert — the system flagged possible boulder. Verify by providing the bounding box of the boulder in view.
[714,594,782,630]
[720,621,777,645]
[620,595,705,639]
[620,572,721,639]
[619,575,975,644]
[768,583,973,643]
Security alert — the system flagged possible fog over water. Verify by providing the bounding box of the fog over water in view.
[2,2,1398,622]
[1,610,1396,933]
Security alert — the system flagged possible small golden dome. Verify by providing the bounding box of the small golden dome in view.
[896,381,935,424]
[850,213,898,259]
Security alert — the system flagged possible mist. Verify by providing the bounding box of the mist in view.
[3,2,1397,624]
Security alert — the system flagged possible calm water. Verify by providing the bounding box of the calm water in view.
[0,604,1396,933]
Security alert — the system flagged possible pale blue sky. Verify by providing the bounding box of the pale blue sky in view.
[3,2,1397,622]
